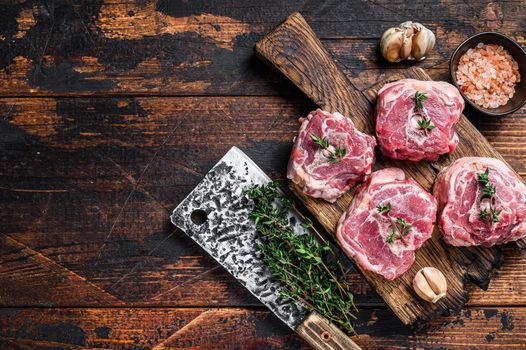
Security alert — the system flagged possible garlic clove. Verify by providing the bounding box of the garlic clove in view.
[413,272,437,302]
[412,27,436,61]
[413,267,447,303]
[422,266,447,296]
[399,33,414,60]
[380,28,404,63]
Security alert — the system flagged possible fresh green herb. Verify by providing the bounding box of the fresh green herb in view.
[484,183,496,197]
[246,181,357,334]
[490,208,502,223]
[480,208,489,221]
[396,217,413,236]
[300,216,314,230]
[310,134,329,149]
[311,134,347,163]
[386,225,397,244]
[477,168,495,197]
[376,202,392,214]
[415,91,427,110]
[477,167,490,185]
[414,91,434,135]
[377,202,412,244]
[480,208,501,223]
[328,154,338,163]
[336,146,347,158]
[476,168,502,224]
[328,146,347,163]
[417,117,436,135]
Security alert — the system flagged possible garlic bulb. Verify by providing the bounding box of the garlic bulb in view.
[380,22,436,62]
[413,267,447,303]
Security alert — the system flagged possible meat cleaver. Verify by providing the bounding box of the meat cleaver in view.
[171,146,361,350]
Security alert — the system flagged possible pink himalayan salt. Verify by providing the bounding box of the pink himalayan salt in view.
[456,43,520,109]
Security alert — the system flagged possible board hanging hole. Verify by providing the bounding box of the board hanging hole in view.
[191,209,208,225]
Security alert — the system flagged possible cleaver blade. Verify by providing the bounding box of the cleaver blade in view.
[171,146,361,350]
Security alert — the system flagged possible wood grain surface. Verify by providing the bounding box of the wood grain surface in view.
[1,0,526,349]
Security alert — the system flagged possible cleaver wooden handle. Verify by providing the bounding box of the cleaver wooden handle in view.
[297,312,362,350]
[255,12,373,134]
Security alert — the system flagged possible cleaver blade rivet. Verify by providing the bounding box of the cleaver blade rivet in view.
[321,331,331,342]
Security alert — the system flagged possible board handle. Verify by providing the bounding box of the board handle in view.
[297,312,362,350]
[255,12,373,133]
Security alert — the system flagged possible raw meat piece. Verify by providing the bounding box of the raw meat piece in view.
[287,109,376,203]
[336,168,437,280]
[375,79,464,162]
[434,157,526,247]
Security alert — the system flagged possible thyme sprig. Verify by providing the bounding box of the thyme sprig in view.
[376,202,391,214]
[377,202,413,244]
[310,134,329,149]
[328,146,347,163]
[477,167,490,184]
[414,91,435,135]
[417,117,436,135]
[415,91,427,110]
[246,181,357,334]
[310,134,347,163]
[480,208,502,223]
[477,168,501,223]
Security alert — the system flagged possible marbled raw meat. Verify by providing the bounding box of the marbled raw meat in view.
[375,79,464,162]
[434,157,526,247]
[337,168,437,280]
[287,109,376,202]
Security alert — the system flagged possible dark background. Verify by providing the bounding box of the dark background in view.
[0,1,525,349]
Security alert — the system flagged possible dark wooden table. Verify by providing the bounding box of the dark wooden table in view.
[1,1,525,349]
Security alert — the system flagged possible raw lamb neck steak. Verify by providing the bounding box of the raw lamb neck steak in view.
[375,79,464,162]
[336,168,437,280]
[434,157,526,247]
[287,109,376,203]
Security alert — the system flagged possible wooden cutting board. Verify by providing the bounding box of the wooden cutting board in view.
[255,12,526,325]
